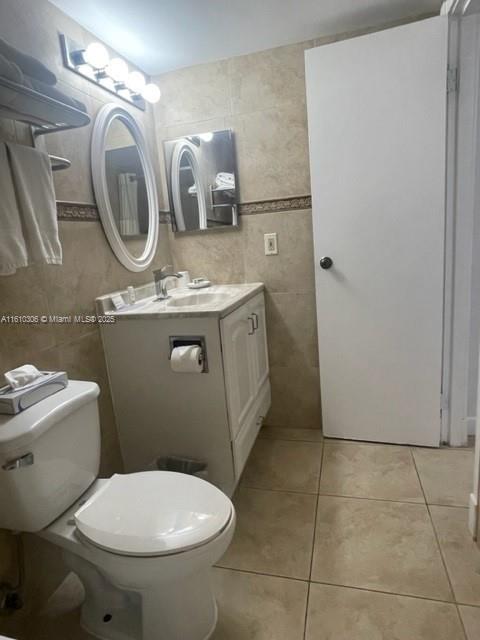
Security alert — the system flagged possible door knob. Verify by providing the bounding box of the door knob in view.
[320,256,333,270]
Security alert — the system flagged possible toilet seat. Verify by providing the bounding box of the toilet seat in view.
[74,471,233,557]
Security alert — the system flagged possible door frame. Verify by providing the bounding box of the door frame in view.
[444,0,480,447]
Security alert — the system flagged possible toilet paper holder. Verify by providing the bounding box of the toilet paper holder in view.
[169,336,208,373]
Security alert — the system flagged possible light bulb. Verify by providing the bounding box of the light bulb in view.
[141,83,161,104]
[83,42,109,69]
[77,63,96,80]
[99,76,115,91]
[106,57,129,83]
[126,71,146,93]
[199,132,213,142]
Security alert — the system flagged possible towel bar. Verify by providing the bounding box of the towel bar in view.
[48,154,71,172]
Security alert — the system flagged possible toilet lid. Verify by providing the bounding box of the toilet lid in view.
[74,471,233,556]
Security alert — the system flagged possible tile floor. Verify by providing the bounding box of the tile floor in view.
[215,431,479,640]
[5,430,479,640]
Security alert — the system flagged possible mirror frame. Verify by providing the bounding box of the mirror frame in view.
[91,103,159,272]
[171,139,208,231]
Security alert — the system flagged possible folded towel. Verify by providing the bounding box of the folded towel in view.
[0,143,28,275]
[215,172,235,188]
[0,38,56,86]
[4,364,45,390]
[24,76,87,113]
[6,143,62,267]
[0,51,23,85]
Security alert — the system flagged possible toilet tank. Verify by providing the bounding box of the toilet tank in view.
[0,380,101,532]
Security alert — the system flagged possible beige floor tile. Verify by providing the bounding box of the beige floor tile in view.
[430,505,480,606]
[218,488,316,579]
[241,439,323,493]
[311,496,452,600]
[459,605,480,640]
[305,583,465,640]
[23,611,94,640]
[412,448,474,506]
[212,568,308,640]
[320,442,424,502]
[259,426,323,442]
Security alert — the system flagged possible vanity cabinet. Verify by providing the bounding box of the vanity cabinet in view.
[99,285,270,497]
[221,294,270,476]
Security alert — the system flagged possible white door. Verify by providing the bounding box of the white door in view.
[305,17,448,446]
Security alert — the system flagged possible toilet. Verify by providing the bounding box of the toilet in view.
[0,380,235,640]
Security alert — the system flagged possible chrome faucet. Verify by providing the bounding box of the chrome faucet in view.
[153,265,182,300]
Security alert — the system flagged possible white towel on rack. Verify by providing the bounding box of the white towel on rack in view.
[118,172,139,236]
[215,172,235,189]
[0,143,28,275]
[6,142,62,267]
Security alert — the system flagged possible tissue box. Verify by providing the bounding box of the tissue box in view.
[0,371,68,415]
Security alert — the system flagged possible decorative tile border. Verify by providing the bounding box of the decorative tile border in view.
[56,202,172,223]
[56,201,99,221]
[239,195,312,215]
[56,196,312,223]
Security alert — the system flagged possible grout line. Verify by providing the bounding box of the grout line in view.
[316,491,427,506]
[214,564,480,610]
[258,435,324,444]
[307,577,465,606]
[455,603,470,640]
[237,485,319,499]
[214,563,309,584]
[427,503,470,510]
[302,582,311,640]
[410,449,459,606]
[304,442,324,640]
[240,483,319,496]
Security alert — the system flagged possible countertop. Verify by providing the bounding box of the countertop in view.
[96,283,265,320]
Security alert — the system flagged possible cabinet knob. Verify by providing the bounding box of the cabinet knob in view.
[248,316,255,335]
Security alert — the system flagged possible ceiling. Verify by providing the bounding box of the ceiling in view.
[50,0,443,75]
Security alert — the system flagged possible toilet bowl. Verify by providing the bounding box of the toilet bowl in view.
[0,381,235,640]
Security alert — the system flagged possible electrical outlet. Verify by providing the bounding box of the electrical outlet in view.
[264,233,278,256]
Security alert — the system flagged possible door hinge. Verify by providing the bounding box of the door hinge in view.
[447,67,458,94]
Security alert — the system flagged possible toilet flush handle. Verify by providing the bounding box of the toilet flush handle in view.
[2,452,34,471]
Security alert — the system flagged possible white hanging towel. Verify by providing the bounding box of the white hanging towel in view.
[0,142,28,275]
[118,172,139,236]
[6,142,62,267]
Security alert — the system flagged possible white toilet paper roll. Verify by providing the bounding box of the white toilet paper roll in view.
[170,345,203,373]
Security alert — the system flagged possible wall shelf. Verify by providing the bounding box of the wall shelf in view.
[0,75,90,171]
[0,75,90,132]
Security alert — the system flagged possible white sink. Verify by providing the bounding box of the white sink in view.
[96,283,264,318]
[166,291,234,308]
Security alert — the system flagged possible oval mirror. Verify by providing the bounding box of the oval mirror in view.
[91,104,159,271]
[171,139,207,231]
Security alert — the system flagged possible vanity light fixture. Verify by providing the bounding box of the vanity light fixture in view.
[106,57,129,83]
[126,70,146,93]
[60,34,161,109]
[142,83,161,104]
[83,42,110,69]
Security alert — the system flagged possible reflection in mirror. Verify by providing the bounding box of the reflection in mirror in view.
[105,119,149,259]
[164,129,238,232]
[91,103,159,272]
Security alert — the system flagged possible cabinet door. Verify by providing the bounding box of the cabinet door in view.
[221,305,257,439]
[248,295,269,394]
